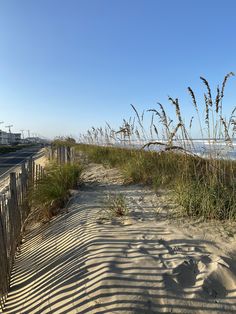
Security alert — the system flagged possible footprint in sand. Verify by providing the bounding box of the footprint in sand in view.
[163,258,199,291]
[163,252,236,304]
[196,255,236,300]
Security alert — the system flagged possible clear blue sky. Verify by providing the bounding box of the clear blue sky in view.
[0,0,236,139]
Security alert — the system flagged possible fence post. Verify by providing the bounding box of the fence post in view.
[9,173,21,264]
[35,164,39,186]
[10,173,18,214]
[67,146,71,163]
[60,146,63,164]
[21,163,27,191]
[57,147,60,164]
[62,146,66,164]
[71,146,75,163]
[32,160,35,185]
[28,158,33,185]
[65,146,68,164]
[48,147,52,160]
[19,163,26,206]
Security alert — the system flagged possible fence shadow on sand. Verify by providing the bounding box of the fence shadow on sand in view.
[3,181,236,314]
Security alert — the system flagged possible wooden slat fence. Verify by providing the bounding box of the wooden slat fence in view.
[0,158,44,311]
[48,145,75,164]
[0,146,75,309]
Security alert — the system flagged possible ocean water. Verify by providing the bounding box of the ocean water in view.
[190,139,236,160]
[112,139,236,160]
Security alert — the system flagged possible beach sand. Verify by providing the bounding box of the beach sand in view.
[2,163,236,313]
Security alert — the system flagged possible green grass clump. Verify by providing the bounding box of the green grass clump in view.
[30,162,83,220]
[176,180,236,220]
[175,158,236,220]
[51,136,76,148]
[106,193,128,217]
[76,144,133,167]
[98,193,129,222]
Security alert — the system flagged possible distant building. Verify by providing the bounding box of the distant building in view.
[0,131,9,145]
[0,131,21,145]
[25,137,45,144]
[8,133,21,145]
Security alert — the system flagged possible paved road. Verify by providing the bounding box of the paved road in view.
[0,146,43,177]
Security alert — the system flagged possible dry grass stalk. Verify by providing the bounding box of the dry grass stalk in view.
[215,86,221,113]
[189,116,194,129]
[200,76,213,106]
[221,72,235,99]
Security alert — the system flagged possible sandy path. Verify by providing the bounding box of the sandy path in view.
[2,163,236,313]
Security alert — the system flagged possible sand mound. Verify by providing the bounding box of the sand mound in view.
[2,163,236,313]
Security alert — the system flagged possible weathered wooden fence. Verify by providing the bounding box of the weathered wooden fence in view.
[49,146,75,164]
[0,145,75,310]
[0,158,44,310]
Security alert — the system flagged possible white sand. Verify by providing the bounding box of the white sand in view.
[2,163,236,313]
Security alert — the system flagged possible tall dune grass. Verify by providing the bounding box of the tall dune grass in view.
[77,73,236,220]
[30,162,83,220]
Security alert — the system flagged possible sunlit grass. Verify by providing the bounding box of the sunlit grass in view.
[30,162,83,220]
[77,73,236,221]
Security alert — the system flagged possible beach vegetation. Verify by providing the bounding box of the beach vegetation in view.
[29,162,83,220]
[77,73,236,221]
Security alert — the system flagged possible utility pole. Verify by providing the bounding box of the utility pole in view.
[27,130,30,138]
[20,129,25,139]
[5,125,13,133]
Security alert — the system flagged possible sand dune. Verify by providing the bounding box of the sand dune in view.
[2,163,236,313]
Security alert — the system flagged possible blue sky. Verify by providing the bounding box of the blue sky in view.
[0,0,236,139]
